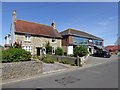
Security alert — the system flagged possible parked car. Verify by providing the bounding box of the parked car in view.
[93,50,111,58]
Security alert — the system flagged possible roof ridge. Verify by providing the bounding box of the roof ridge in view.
[16,19,52,28]
[60,28,103,40]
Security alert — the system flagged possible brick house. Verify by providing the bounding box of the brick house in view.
[60,28,104,55]
[5,10,62,55]
[105,45,120,54]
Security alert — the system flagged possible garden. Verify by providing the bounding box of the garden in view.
[1,41,89,67]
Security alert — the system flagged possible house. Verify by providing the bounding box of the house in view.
[105,45,120,54]
[5,10,62,55]
[60,28,104,55]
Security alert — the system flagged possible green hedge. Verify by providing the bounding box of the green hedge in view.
[74,45,89,57]
[55,47,63,56]
[42,57,54,64]
[59,60,69,64]
[2,48,31,63]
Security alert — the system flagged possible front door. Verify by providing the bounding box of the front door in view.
[37,48,40,56]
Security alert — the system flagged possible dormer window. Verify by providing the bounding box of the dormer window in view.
[25,35,30,41]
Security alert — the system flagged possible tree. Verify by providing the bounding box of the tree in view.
[45,41,52,54]
[73,45,89,57]
[55,47,63,56]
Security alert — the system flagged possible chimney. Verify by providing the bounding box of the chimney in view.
[51,21,56,29]
[12,10,16,22]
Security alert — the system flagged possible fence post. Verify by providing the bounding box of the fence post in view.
[77,56,79,66]
[79,57,82,67]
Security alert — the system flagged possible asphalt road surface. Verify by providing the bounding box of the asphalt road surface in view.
[2,55,118,88]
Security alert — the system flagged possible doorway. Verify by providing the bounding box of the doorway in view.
[36,47,41,56]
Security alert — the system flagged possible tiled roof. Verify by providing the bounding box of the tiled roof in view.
[105,46,114,50]
[14,20,62,38]
[60,28,103,40]
[106,45,120,51]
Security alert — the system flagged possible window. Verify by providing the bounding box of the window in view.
[52,38,56,43]
[52,46,55,54]
[73,36,88,45]
[25,35,30,41]
[23,46,32,53]
[93,40,103,46]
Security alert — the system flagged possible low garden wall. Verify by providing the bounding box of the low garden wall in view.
[2,60,43,81]
[46,55,88,65]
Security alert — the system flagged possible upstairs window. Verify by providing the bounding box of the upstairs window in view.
[25,35,30,41]
[52,38,56,43]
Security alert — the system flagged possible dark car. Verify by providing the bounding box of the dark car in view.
[93,50,111,58]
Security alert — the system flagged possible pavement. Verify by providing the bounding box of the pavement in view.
[2,55,118,88]
[2,55,118,85]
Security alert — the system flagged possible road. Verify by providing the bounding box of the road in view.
[2,55,118,88]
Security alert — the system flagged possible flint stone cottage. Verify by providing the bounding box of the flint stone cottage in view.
[60,28,104,55]
[5,10,62,55]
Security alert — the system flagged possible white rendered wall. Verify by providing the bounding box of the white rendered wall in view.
[67,46,73,55]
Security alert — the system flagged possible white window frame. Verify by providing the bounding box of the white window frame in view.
[25,35,31,41]
[22,45,32,53]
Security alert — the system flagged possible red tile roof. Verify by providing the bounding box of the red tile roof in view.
[105,46,114,50]
[105,45,120,51]
[14,20,62,38]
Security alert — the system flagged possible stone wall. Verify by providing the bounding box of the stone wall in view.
[2,60,42,81]
[47,55,88,65]
[14,34,62,55]
[47,54,76,65]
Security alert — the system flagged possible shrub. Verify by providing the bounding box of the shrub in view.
[55,47,63,56]
[45,41,52,54]
[71,63,76,66]
[64,52,67,56]
[73,45,89,57]
[32,55,38,60]
[2,48,31,63]
[59,60,69,64]
[69,54,74,57]
[42,57,54,64]
[38,55,45,61]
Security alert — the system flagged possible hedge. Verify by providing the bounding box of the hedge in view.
[2,48,31,63]
[55,47,63,56]
[74,45,89,57]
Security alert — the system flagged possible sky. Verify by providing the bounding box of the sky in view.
[2,2,118,46]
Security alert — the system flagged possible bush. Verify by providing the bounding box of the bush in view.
[42,57,54,64]
[2,48,31,63]
[32,55,39,60]
[38,55,45,61]
[64,52,67,56]
[73,45,89,57]
[69,54,74,57]
[70,63,76,66]
[59,60,69,64]
[55,47,63,56]
[45,41,52,54]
